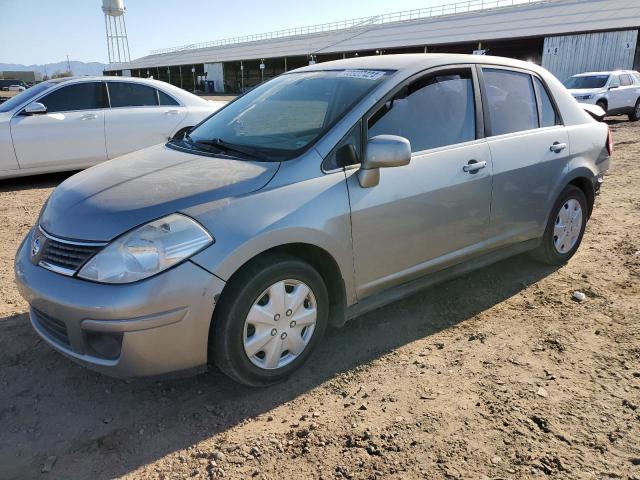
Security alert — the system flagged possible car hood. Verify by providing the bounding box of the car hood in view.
[567,88,602,95]
[40,144,280,241]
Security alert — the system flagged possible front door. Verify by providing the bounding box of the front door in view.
[346,67,493,299]
[104,81,186,159]
[10,82,108,170]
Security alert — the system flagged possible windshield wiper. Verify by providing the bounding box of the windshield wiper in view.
[187,136,272,161]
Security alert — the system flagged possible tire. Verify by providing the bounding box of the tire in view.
[629,98,640,122]
[531,185,588,266]
[596,100,607,114]
[211,254,329,387]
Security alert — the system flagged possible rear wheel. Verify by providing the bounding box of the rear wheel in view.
[211,254,328,387]
[532,185,588,265]
[629,99,640,122]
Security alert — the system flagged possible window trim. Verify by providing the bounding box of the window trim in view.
[477,64,564,139]
[363,64,485,158]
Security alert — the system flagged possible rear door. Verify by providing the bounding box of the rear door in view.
[619,73,638,110]
[607,74,627,111]
[10,81,108,169]
[480,67,569,246]
[346,66,493,299]
[104,81,187,159]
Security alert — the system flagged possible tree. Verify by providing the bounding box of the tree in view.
[51,70,73,79]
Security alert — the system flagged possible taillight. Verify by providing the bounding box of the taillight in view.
[606,127,613,156]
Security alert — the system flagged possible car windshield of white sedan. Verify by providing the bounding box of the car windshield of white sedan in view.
[0,82,54,112]
[564,75,609,89]
[183,70,393,161]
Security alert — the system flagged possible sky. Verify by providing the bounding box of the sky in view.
[0,0,448,65]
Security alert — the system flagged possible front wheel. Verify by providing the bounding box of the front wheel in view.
[211,254,328,387]
[532,185,588,265]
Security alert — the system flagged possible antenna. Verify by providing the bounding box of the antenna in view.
[102,0,131,64]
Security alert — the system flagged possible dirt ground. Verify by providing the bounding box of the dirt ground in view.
[0,120,638,480]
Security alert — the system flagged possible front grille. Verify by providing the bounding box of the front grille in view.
[40,239,101,272]
[32,309,71,349]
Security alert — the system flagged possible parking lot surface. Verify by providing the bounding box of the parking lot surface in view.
[0,120,639,479]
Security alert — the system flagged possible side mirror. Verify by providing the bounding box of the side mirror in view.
[358,135,411,188]
[22,102,47,115]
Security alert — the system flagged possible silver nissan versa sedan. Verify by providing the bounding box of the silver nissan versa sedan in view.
[15,54,611,386]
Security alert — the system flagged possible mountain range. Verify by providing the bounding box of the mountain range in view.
[0,61,107,77]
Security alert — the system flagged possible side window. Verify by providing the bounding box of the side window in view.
[533,77,560,128]
[107,82,159,108]
[619,74,633,86]
[483,68,538,136]
[368,69,476,153]
[325,121,361,170]
[633,72,640,84]
[39,82,108,113]
[158,89,180,106]
[609,75,621,88]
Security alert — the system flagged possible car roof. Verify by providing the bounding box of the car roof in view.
[291,53,545,75]
[46,75,170,86]
[572,71,635,77]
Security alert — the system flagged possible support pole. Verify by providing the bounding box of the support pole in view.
[104,14,112,64]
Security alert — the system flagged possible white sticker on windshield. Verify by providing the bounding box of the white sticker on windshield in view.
[337,70,386,81]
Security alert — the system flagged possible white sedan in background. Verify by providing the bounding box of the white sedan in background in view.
[0,77,226,179]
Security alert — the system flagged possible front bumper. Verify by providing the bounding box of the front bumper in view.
[14,229,225,378]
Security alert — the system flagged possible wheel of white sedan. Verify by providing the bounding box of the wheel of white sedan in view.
[532,185,588,265]
[211,254,328,386]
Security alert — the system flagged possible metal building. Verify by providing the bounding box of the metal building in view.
[105,0,640,93]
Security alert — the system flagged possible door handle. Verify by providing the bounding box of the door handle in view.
[550,142,567,153]
[463,160,487,173]
[165,110,179,115]
[80,113,97,120]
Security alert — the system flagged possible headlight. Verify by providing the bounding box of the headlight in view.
[78,213,213,284]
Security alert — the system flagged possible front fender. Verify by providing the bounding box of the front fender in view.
[183,170,356,304]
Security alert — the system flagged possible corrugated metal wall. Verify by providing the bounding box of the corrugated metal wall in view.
[543,30,638,82]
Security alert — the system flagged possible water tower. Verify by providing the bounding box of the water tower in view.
[102,0,131,64]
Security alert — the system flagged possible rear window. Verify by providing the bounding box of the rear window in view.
[620,74,633,86]
[158,90,179,106]
[108,82,159,107]
[533,77,559,128]
[483,69,538,136]
[39,82,109,113]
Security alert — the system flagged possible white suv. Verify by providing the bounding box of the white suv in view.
[564,70,640,121]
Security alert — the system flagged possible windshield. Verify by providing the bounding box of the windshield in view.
[564,75,609,89]
[0,82,53,113]
[182,69,393,161]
